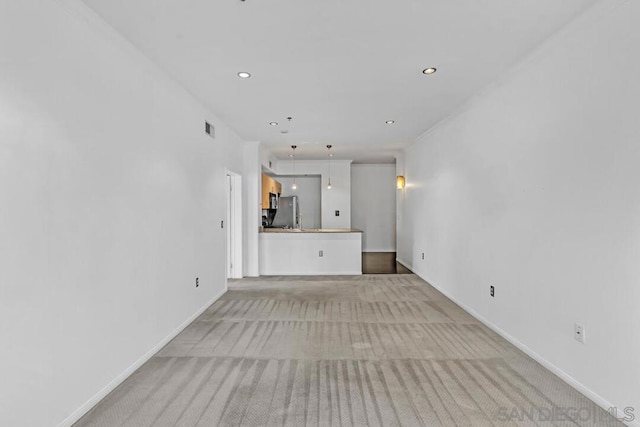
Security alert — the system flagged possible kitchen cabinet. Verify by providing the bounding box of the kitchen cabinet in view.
[261,173,282,209]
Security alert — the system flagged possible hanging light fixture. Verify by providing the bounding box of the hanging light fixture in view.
[326,145,333,190]
[291,145,297,190]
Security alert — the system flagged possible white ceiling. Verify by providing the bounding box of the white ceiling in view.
[81,0,599,162]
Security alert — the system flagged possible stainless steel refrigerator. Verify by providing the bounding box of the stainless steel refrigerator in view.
[272,196,299,228]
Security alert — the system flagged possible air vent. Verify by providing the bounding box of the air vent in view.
[205,121,215,139]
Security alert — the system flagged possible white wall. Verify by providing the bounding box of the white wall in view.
[398,0,639,422]
[0,1,246,425]
[259,232,362,275]
[259,144,277,173]
[395,153,406,264]
[243,142,260,277]
[278,176,322,229]
[276,160,352,229]
[351,164,396,252]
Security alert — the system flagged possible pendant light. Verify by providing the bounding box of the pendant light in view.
[291,145,297,190]
[326,145,333,190]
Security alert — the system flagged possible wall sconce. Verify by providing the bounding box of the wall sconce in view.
[396,175,405,189]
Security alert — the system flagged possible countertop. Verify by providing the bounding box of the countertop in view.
[260,227,362,233]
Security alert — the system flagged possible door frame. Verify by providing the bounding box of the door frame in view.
[226,171,243,279]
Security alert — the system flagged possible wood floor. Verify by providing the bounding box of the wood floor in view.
[76,274,621,426]
[362,252,412,274]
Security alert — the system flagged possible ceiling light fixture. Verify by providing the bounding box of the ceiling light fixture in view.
[386,120,395,124]
[422,67,437,75]
[291,145,298,190]
[269,122,278,126]
[237,71,251,79]
[326,145,333,190]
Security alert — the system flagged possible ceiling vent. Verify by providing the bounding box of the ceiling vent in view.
[205,121,215,139]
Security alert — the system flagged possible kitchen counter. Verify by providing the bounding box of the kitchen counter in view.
[261,228,362,233]
[259,228,362,275]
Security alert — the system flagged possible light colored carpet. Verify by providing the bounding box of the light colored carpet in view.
[76,275,621,426]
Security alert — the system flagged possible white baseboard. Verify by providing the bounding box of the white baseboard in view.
[418,274,638,427]
[58,287,227,427]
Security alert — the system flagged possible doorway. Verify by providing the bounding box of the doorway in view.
[226,172,243,279]
[362,253,412,274]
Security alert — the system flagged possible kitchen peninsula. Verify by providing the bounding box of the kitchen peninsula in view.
[259,228,362,275]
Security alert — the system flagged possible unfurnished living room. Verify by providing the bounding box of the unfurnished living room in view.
[1,0,638,426]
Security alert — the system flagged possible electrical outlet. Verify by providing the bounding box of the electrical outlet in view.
[490,285,495,297]
[575,323,585,343]
[319,250,324,257]
[335,210,340,216]
[421,252,424,260]
[195,277,199,288]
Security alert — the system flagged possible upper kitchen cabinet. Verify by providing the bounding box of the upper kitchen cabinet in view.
[261,173,282,209]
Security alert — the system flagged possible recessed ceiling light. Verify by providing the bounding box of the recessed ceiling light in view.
[385,120,395,124]
[269,122,278,126]
[422,67,437,75]
[237,71,251,79]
